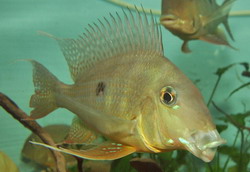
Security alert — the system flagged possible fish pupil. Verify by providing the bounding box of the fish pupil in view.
[163,92,173,104]
[96,82,106,96]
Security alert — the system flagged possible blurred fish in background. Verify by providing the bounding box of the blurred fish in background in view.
[160,0,236,53]
[105,0,244,53]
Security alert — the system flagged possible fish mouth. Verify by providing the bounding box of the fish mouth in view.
[160,14,179,26]
[179,130,226,162]
[160,14,198,35]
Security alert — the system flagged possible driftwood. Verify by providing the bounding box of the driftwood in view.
[0,92,67,172]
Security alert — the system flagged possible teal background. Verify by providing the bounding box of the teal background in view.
[0,0,249,171]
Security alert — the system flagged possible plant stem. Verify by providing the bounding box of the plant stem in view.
[216,153,220,172]
[207,76,221,107]
[238,129,244,172]
[207,163,214,172]
[212,102,250,131]
[222,129,240,172]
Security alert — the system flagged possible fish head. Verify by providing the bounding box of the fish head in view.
[160,14,201,37]
[150,59,226,162]
[160,0,203,39]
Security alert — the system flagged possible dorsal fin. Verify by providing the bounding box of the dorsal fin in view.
[55,8,163,82]
[204,0,235,26]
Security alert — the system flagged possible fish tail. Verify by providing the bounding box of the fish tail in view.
[29,60,60,119]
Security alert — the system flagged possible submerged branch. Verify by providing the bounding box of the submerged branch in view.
[0,92,67,172]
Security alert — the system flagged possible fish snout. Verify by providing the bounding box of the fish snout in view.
[160,14,179,27]
[181,130,226,162]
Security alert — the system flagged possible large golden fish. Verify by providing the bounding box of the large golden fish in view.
[29,9,225,162]
[160,0,235,53]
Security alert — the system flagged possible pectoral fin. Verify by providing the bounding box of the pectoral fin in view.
[64,117,98,144]
[30,141,136,160]
[181,41,191,53]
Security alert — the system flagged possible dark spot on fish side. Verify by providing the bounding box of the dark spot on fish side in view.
[96,82,106,96]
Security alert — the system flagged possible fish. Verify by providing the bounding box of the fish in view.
[29,8,225,162]
[0,151,19,172]
[160,0,236,53]
[21,125,77,169]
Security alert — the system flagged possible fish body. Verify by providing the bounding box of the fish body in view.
[29,9,225,162]
[160,0,235,52]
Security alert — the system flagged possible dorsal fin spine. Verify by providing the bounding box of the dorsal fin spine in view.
[122,9,134,52]
[54,8,163,82]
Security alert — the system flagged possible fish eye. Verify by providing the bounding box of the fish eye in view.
[160,86,177,107]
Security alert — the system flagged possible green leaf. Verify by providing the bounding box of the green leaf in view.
[218,145,238,157]
[157,152,173,162]
[176,150,188,165]
[218,111,250,127]
[227,165,238,172]
[218,145,250,167]
[110,154,135,172]
[215,62,250,77]
[215,64,235,76]
[157,152,174,171]
[216,124,228,133]
[157,151,187,171]
[240,62,249,71]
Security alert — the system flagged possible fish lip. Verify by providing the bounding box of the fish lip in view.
[160,14,178,25]
[179,130,226,162]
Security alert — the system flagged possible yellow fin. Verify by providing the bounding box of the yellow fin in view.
[30,141,136,160]
[64,117,98,144]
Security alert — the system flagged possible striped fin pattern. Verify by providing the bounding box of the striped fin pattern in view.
[57,7,163,82]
